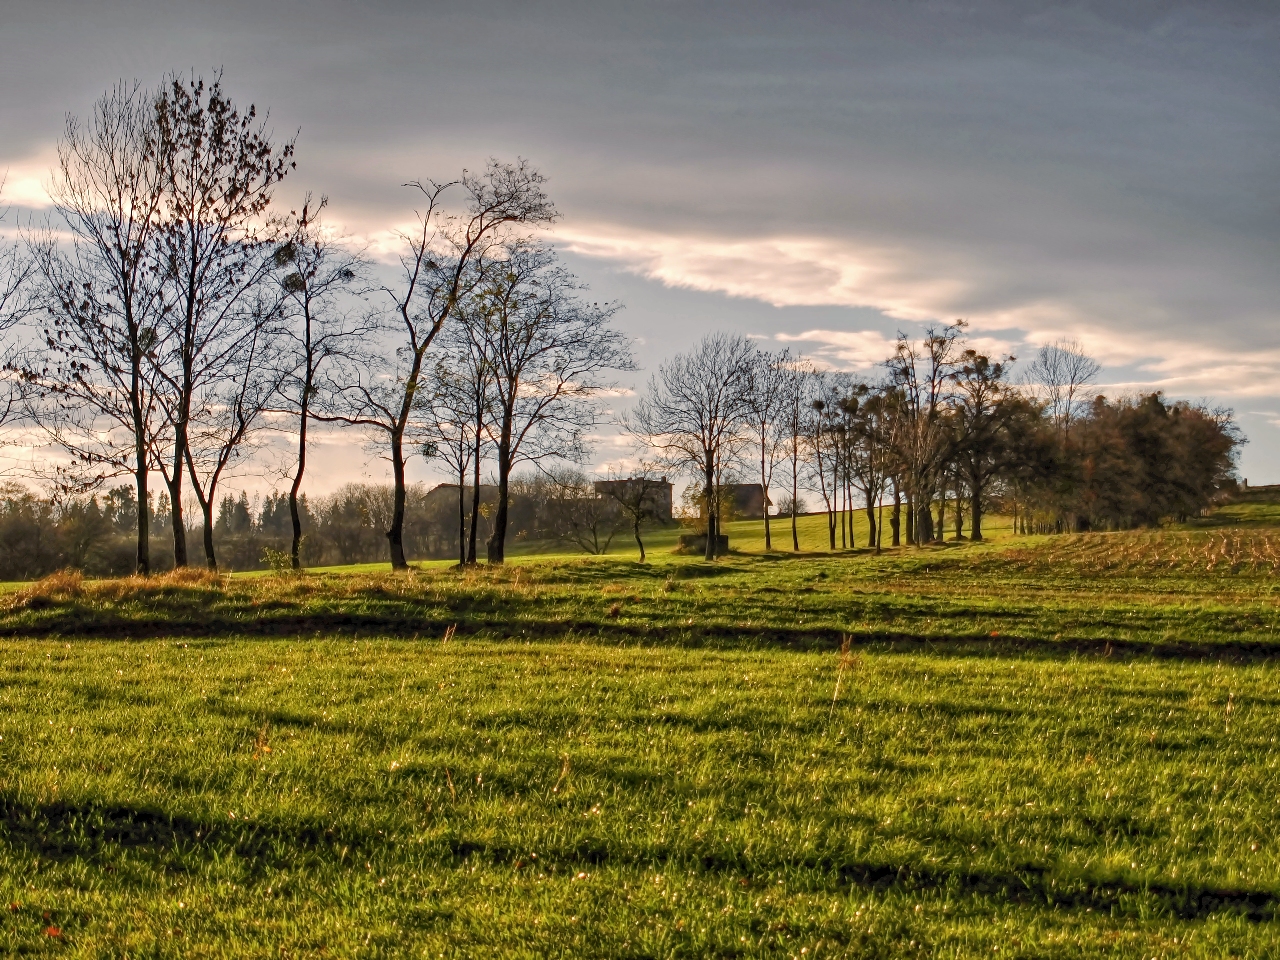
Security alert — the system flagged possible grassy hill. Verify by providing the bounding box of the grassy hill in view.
[0,499,1278,955]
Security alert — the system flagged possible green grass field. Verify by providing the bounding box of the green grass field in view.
[1,509,1279,956]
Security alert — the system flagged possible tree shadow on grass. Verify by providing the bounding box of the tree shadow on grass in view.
[445,837,1279,922]
[3,792,1274,923]
[5,594,1280,662]
[0,793,369,879]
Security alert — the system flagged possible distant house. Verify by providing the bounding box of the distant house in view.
[726,483,770,520]
[422,482,498,512]
[592,477,674,522]
[693,483,772,521]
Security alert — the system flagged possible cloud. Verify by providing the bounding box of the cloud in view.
[556,224,960,320]
[557,220,1280,400]
[0,150,55,210]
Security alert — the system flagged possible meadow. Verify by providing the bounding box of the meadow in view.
[1,509,1279,957]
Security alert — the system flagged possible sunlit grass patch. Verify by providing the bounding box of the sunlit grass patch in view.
[0,636,1278,955]
[1,508,1280,954]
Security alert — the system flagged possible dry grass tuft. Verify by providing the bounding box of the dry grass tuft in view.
[6,566,229,612]
[8,570,85,610]
[154,567,224,588]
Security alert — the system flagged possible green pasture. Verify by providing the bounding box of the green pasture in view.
[0,508,1278,956]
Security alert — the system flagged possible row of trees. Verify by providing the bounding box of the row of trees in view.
[0,73,632,574]
[627,328,1240,560]
[0,471,665,579]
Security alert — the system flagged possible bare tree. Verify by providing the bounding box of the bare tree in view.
[629,332,754,561]
[24,82,166,574]
[430,282,500,565]
[805,371,854,550]
[848,385,894,552]
[150,71,295,567]
[473,243,633,563]
[421,352,487,566]
[319,160,556,569]
[541,468,619,555]
[183,298,285,570]
[779,356,815,551]
[273,197,369,569]
[0,179,36,425]
[743,347,793,550]
[598,463,669,561]
[1026,337,1101,435]
[885,322,966,544]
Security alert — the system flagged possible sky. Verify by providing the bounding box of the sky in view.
[1,0,1278,494]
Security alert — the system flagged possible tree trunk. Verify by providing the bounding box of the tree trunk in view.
[840,475,847,550]
[134,452,149,577]
[387,433,408,569]
[467,430,482,564]
[905,491,914,545]
[761,438,771,550]
[486,429,513,564]
[487,470,509,563]
[131,341,150,576]
[703,462,716,561]
[847,475,855,549]
[201,497,217,571]
[289,384,309,570]
[167,422,188,567]
[634,516,646,562]
[937,494,947,545]
[917,502,934,544]
[865,502,876,551]
[890,483,901,547]
[791,451,800,552]
[971,483,984,542]
[456,438,467,566]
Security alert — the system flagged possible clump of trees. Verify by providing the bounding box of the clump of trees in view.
[628,328,1241,557]
[0,70,631,575]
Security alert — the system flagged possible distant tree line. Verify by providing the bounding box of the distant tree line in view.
[0,470,660,579]
[628,326,1241,560]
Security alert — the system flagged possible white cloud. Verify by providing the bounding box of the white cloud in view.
[556,221,1280,400]
[0,150,55,210]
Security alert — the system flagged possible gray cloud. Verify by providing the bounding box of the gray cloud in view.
[2,0,1277,478]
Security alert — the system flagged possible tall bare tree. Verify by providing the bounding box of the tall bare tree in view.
[25,82,166,574]
[320,160,556,569]
[779,357,815,551]
[805,372,855,550]
[629,332,754,561]
[421,353,487,566]
[183,298,285,570]
[0,179,36,423]
[472,243,633,564]
[848,385,894,552]
[151,71,295,567]
[886,322,966,544]
[1026,337,1100,436]
[273,197,369,569]
[429,281,501,565]
[743,347,793,550]
[598,463,669,561]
